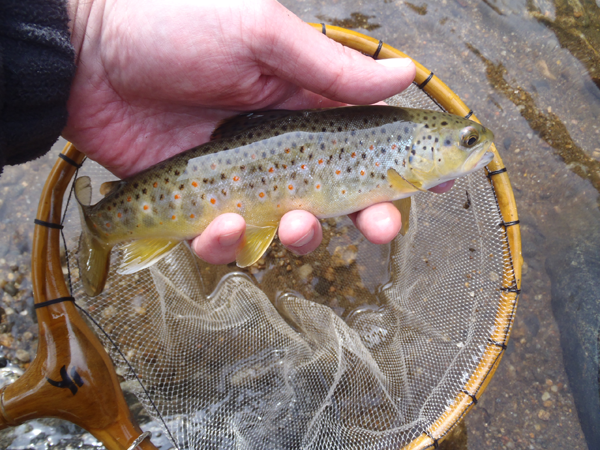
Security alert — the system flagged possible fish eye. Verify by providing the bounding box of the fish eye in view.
[460,126,479,148]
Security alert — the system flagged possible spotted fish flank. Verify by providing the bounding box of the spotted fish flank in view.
[74,106,495,296]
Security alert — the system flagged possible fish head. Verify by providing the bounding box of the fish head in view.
[405,117,495,189]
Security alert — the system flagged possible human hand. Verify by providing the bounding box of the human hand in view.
[64,0,449,264]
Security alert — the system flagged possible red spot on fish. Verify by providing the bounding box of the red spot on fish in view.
[370,145,374,150]
[259,192,265,198]
[268,167,274,173]
[211,163,217,170]
[190,214,195,219]
[210,198,216,204]
[335,170,341,175]
[283,164,288,169]
[341,190,346,194]
[175,194,180,200]
[318,159,323,164]
[153,182,158,188]
[237,203,242,208]
[192,181,198,187]
[288,185,294,190]
[106,223,111,228]
[392,144,397,149]
[351,152,356,158]
[127,197,132,202]
[172,215,176,220]
[251,154,256,159]
[376,162,380,167]
[285,148,290,154]
[301,165,306,169]
[143,205,149,210]
[316,184,321,189]
[360,170,365,176]
[117,213,122,218]
[233,176,240,182]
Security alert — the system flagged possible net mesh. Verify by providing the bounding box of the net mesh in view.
[60,84,513,449]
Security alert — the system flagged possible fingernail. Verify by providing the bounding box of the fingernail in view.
[290,228,314,248]
[376,58,413,67]
[219,230,243,247]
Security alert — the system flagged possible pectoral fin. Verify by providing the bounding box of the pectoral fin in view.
[387,168,426,192]
[392,197,411,236]
[236,222,278,267]
[118,238,180,274]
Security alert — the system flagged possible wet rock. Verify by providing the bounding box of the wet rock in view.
[546,232,600,450]
[15,349,30,363]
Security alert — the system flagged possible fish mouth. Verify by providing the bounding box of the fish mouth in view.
[462,143,494,174]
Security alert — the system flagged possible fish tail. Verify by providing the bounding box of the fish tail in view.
[74,176,112,297]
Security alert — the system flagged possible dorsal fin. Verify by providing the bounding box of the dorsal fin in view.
[210,110,298,141]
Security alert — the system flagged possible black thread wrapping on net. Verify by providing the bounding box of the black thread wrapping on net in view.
[372,40,384,59]
[418,71,434,89]
[461,389,478,405]
[58,153,83,169]
[34,297,75,309]
[34,219,64,230]
[487,167,507,177]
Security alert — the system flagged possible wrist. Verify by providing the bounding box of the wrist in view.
[66,0,95,61]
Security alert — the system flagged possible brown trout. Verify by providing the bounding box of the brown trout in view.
[75,106,494,296]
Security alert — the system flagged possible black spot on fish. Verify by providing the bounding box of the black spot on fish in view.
[107,206,112,211]
[174,170,180,175]
[347,167,352,173]
[160,194,164,200]
[221,189,227,196]
[273,185,278,191]
[362,153,367,159]
[300,146,305,153]
[320,143,325,150]
[165,178,169,183]
[133,183,139,188]
[404,127,409,133]
[441,121,448,126]
[371,172,375,177]
[291,172,297,179]
[249,183,254,189]
[203,178,208,183]
[304,179,308,184]
[338,126,343,132]
[135,194,140,200]
[261,177,266,185]
[309,154,313,160]
[221,173,226,180]
[381,149,386,154]
[381,174,386,180]
[435,137,439,143]
[201,194,206,200]
[411,149,416,155]
[142,188,147,195]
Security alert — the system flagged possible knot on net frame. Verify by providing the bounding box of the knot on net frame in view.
[0,24,521,450]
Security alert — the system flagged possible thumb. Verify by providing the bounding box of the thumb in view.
[253,5,415,105]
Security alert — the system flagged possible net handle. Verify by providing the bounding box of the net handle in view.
[0,143,157,450]
[308,23,522,449]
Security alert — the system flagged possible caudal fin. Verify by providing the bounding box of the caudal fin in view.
[74,177,112,297]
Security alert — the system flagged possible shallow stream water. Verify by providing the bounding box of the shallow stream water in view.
[0,0,598,449]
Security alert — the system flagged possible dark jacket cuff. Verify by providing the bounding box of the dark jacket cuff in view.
[0,0,76,172]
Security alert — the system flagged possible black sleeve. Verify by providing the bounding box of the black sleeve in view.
[0,0,76,174]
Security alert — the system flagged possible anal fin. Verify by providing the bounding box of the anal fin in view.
[392,197,412,236]
[236,222,278,267]
[118,238,180,275]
